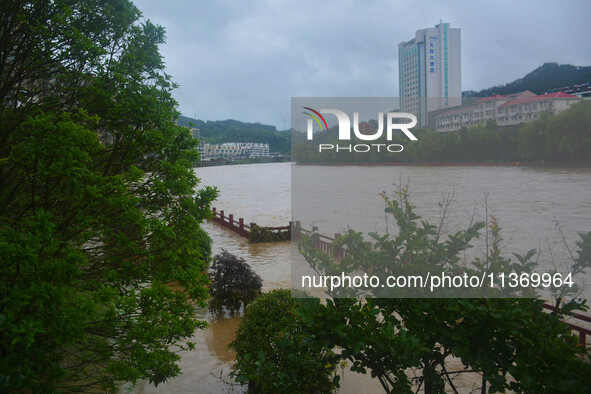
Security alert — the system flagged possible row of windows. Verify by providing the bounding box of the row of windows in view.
[437,113,541,130]
[440,101,558,123]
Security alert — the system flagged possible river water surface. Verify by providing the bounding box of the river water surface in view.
[134,162,591,393]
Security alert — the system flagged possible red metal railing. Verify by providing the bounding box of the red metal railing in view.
[210,208,254,238]
[210,207,291,240]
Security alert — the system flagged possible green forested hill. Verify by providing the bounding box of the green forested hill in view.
[177,116,291,154]
[464,63,591,97]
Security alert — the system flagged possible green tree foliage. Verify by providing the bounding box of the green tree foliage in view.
[0,1,217,391]
[296,191,591,393]
[464,63,591,97]
[177,116,291,154]
[518,101,591,163]
[230,289,340,393]
[249,225,291,243]
[208,250,262,315]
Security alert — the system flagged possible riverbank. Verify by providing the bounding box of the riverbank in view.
[294,161,591,168]
[198,158,591,168]
[195,157,290,167]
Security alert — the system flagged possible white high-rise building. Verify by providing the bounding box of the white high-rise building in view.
[398,22,461,127]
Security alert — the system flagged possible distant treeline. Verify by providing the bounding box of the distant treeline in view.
[464,63,591,97]
[292,100,591,164]
[178,116,291,154]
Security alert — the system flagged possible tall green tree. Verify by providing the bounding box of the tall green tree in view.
[0,0,217,391]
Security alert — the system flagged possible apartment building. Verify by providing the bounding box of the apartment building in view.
[436,91,580,131]
[199,142,270,160]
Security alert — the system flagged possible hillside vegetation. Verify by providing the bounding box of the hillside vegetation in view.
[178,116,291,154]
[464,63,591,97]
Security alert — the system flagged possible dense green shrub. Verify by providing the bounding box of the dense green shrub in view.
[209,250,262,315]
[230,289,340,393]
[250,225,291,243]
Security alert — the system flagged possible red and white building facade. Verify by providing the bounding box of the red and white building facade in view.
[436,91,581,132]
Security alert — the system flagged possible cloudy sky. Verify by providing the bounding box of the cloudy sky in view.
[134,0,590,130]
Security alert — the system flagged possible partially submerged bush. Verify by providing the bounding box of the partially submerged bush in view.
[250,225,291,243]
[230,289,340,393]
[209,250,262,315]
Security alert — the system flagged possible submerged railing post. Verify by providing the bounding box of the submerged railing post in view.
[239,218,245,236]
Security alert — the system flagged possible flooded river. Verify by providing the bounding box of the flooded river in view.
[133,162,591,393]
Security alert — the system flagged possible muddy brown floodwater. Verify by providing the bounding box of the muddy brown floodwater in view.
[131,162,591,393]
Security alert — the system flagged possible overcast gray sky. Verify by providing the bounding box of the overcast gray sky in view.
[134,0,590,129]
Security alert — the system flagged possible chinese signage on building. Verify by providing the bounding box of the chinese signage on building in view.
[428,35,438,73]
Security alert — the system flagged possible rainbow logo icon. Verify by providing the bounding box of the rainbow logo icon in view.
[302,107,328,131]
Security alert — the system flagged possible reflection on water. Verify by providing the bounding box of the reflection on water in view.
[133,162,591,393]
[204,315,241,363]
